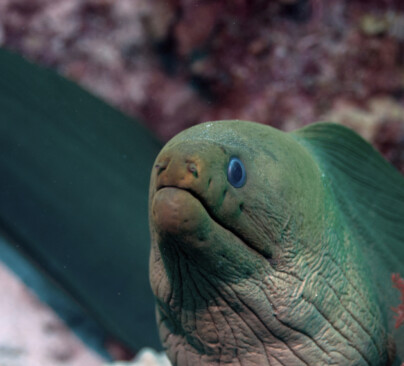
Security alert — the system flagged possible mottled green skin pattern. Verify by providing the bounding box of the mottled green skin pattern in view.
[149,121,403,366]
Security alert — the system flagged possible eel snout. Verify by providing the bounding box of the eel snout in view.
[152,143,219,197]
[151,142,231,218]
[154,155,202,190]
[151,144,224,244]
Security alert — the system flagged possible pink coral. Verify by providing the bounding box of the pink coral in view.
[392,273,404,329]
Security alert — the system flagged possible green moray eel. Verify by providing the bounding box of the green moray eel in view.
[149,120,404,366]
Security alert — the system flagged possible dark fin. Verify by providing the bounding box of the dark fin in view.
[0,49,162,350]
[293,123,404,273]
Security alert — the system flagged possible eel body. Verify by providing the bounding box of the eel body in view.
[149,120,404,366]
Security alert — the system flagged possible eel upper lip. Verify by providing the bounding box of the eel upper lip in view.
[155,184,206,207]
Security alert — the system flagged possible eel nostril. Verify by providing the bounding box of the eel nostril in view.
[155,162,168,176]
[187,162,198,178]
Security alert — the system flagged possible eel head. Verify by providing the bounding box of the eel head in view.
[149,121,392,366]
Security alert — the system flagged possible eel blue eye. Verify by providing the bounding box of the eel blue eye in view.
[227,157,246,188]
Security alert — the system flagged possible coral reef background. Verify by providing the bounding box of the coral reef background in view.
[0,0,403,172]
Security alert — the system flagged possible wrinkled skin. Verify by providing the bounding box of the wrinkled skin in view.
[149,121,393,366]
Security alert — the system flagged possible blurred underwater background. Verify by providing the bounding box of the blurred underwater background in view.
[0,0,403,365]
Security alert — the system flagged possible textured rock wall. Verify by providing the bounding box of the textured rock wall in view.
[0,262,103,366]
[0,0,402,174]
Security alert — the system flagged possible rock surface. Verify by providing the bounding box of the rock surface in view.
[105,349,171,366]
[0,262,104,366]
[0,258,170,366]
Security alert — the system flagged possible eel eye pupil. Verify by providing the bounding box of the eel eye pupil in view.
[227,157,246,188]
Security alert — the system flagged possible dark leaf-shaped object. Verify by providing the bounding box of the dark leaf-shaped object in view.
[0,49,162,350]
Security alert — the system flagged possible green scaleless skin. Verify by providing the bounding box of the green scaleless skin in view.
[149,120,404,366]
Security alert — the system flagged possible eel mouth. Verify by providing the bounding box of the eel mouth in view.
[156,184,212,215]
[152,184,266,259]
[152,184,222,237]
